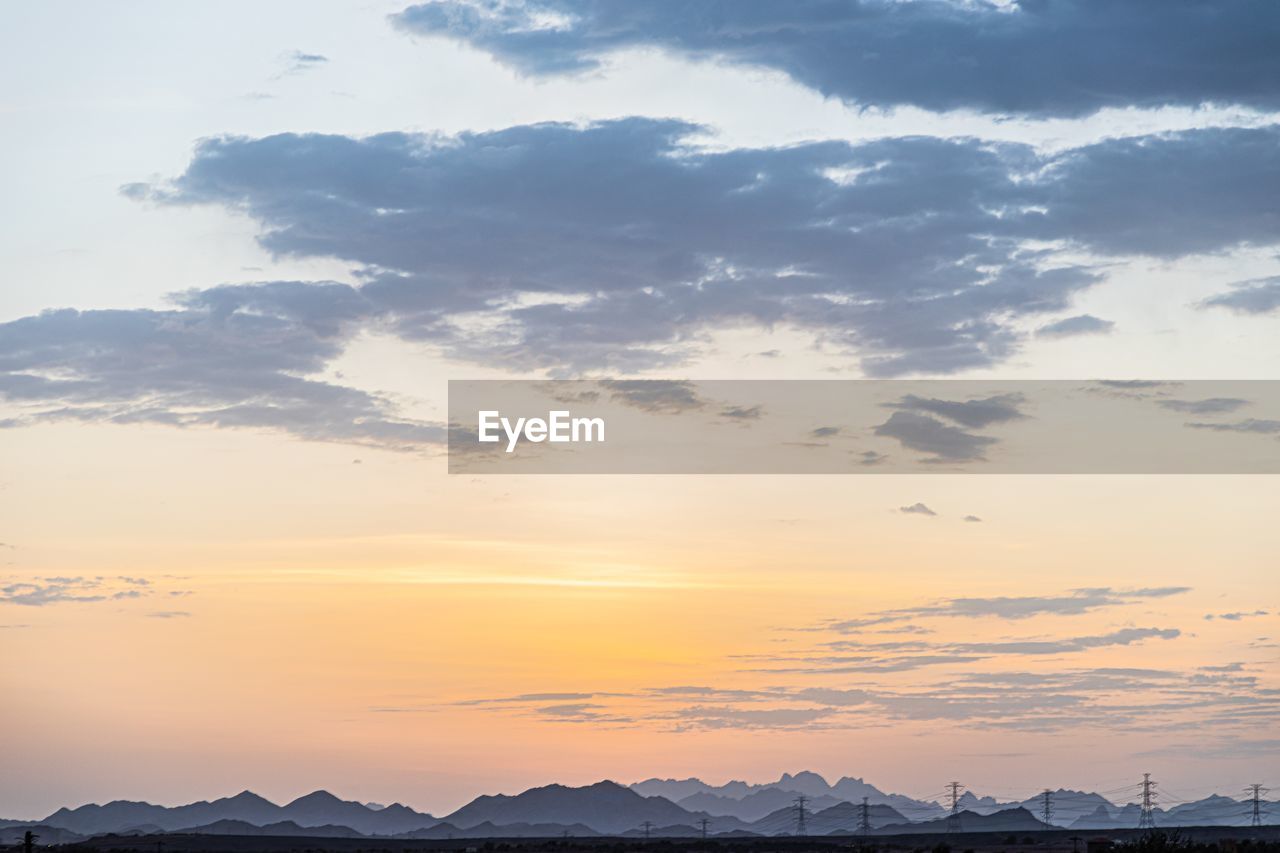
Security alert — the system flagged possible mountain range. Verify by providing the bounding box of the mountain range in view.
[7,772,1274,840]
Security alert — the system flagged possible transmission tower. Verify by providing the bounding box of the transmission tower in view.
[794,795,809,836]
[947,782,965,833]
[1246,784,1268,828]
[858,796,872,836]
[699,817,710,839]
[641,820,653,840]
[1040,789,1055,827]
[1138,773,1157,830]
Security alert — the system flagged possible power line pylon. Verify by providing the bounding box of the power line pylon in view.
[641,820,653,840]
[699,817,710,839]
[1246,784,1268,828]
[1040,789,1055,827]
[947,782,964,833]
[794,794,808,836]
[1138,774,1157,830]
[858,796,872,837]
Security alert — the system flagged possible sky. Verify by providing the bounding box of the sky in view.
[2,0,1279,820]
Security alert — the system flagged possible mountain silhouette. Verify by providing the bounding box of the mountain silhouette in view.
[634,771,942,821]
[877,806,1052,835]
[679,789,843,822]
[277,791,437,835]
[41,790,436,837]
[182,819,366,838]
[441,780,739,835]
[27,777,1277,839]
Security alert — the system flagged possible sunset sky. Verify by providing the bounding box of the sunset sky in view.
[3,0,1279,820]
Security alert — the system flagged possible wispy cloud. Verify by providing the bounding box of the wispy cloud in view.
[1,576,158,607]
[826,587,1190,631]
[1036,314,1114,339]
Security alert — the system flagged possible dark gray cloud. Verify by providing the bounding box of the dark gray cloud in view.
[0,286,443,451]
[1200,275,1280,314]
[874,411,999,462]
[899,502,937,516]
[7,121,1280,449]
[888,392,1027,429]
[393,0,1280,117]
[597,379,705,413]
[135,121,1280,377]
[1036,314,1115,339]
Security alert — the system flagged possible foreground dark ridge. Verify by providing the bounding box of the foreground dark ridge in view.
[34,825,1280,853]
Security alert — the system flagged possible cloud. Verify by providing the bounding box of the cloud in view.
[888,393,1027,429]
[149,610,192,619]
[1186,418,1280,434]
[597,379,705,413]
[827,586,1190,630]
[810,426,840,438]
[455,644,1276,734]
[955,627,1181,656]
[133,122,1280,378]
[1157,397,1250,415]
[874,411,999,462]
[139,121,1102,376]
[276,50,329,78]
[1200,275,1280,315]
[899,502,937,517]
[1205,610,1270,621]
[0,287,444,452]
[0,576,159,607]
[719,403,764,421]
[963,515,983,523]
[6,121,1279,451]
[393,0,1280,117]
[1036,314,1115,339]
[669,705,837,731]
